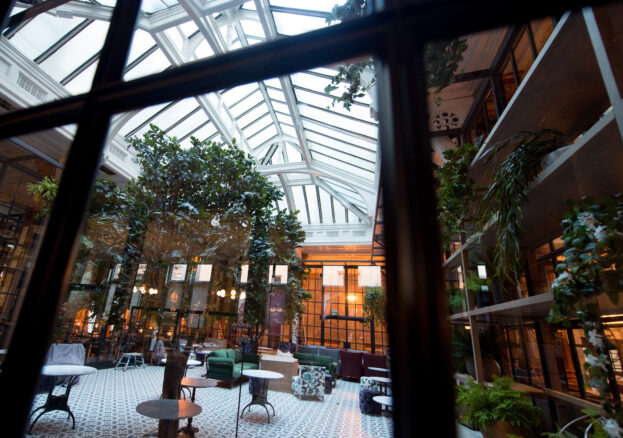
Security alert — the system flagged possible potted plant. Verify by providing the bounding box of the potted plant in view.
[456,376,542,437]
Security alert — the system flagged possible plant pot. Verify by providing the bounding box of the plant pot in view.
[481,420,528,438]
[465,356,502,381]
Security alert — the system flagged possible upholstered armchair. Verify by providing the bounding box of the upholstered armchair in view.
[291,365,326,400]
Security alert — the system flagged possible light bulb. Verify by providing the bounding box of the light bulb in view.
[239,291,246,300]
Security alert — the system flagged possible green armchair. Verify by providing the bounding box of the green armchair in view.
[206,349,259,388]
[293,352,337,382]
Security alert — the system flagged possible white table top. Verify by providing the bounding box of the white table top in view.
[368,367,390,373]
[136,399,201,420]
[373,395,393,407]
[261,354,298,363]
[160,358,201,366]
[242,369,284,379]
[41,365,97,377]
[369,376,392,384]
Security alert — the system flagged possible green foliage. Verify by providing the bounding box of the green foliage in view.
[30,125,307,344]
[325,0,468,109]
[363,286,385,326]
[542,409,612,438]
[447,288,465,311]
[547,195,623,423]
[456,376,542,433]
[26,176,58,217]
[478,130,564,282]
[437,142,480,248]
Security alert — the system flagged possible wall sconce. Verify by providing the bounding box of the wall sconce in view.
[148,288,158,295]
[134,285,147,294]
[347,294,356,302]
[216,289,226,297]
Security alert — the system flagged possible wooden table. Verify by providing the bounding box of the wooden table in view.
[180,378,216,437]
[29,365,97,434]
[240,369,283,423]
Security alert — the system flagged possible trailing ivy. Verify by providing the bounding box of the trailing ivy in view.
[325,0,468,109]
[478,130,564,282]
[437,142,480,249]
[548,195,623,430]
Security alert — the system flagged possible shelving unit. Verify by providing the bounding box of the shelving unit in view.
[444,7,623,408]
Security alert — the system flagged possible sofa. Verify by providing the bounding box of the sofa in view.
[293,352,337,382]
[206,349,259,388]
[297,345,341,375]
[339,350,364,379]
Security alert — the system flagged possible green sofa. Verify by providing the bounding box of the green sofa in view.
[206,349,259,388]
[293,352,337,382]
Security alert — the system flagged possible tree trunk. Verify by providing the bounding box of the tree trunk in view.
[158,349,186,438]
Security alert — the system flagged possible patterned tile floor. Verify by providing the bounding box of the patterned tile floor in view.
[25,365,394,438]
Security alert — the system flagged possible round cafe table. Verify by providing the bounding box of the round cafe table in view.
[29,365,97,434]
[368,366,390,375]
[137,399,201,438]
[240,369,283,423]
[160,358,201,376]
[179,377,216,436]
[369,376,392,395]
[373,395,393,417]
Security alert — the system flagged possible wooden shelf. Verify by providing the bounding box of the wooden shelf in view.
[472,11,611,183]
[449,293,554,322]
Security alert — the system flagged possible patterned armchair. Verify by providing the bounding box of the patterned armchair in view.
[360,376,382,392]
[291,365,326,400]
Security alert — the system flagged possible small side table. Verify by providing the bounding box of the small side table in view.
[179,378,216,437]
[240,369,283,423]
[369,376,392,395]
[137,399,201,437]
[373,395,393,417]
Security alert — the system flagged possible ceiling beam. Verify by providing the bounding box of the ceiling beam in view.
[315,178,371,224]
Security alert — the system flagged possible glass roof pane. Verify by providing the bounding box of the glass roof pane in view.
[334,201,347,224]
[313,153,374,180]
[8,11,84,60]
[285,143,303,162]
[267,88,286,102]
[230,90,263,118]
[248,125,278,149]
[179,21,199,38]
[127,30,156,65]
[264,78,282,89]
[299,105,378,138]
[194,123,218,142]
[194,40,215,60]
[221,83,258,106]
[291,186,308,224]
[134,99,197,137]
[64,62,97,95]
[273,11,328,36]
[124,49,170,81]
[163,28,184,53]
[271,101,290,114]
[277,198,288,211]
[243,114,272,138]
[141,0,179,14]
[282,125,298,138]
[310,143,375,171]
[291,71,373,105]
[304,185,320,224]
[303,120,376,150]
[120,103,170,138]
[295,87,373,121]
[276,113,294,126]
[318,187,333,224]
[39,21,110,82]
[240,19,265,39]
[269,0,336,12]
[305,130,376,157]
[237,103,269,128]
[167,110,208,140]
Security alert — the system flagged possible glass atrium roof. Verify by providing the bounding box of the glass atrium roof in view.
[4,0,379,243]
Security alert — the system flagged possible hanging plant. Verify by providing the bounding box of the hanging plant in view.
[478,130,564,282]
[437,141,481,249]
[547,195,623,429]
[325,0,468,109]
